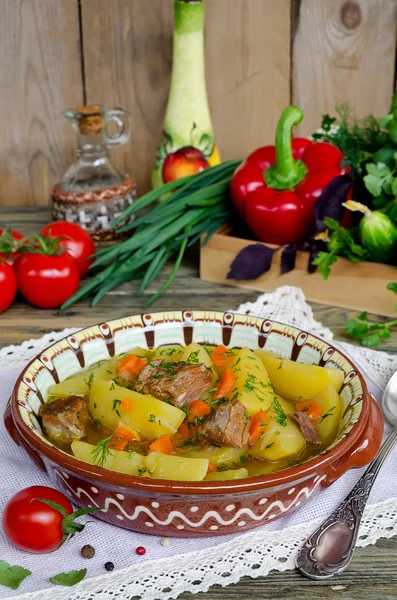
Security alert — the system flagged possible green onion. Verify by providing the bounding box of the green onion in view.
[61,159,241,310]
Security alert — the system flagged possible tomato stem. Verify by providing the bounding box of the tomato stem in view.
[34,498,102,549]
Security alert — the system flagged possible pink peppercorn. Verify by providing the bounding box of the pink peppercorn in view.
[136,546,146,556]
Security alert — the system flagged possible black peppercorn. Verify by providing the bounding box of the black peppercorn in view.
[81,544,96,559]
[105,561,114,571]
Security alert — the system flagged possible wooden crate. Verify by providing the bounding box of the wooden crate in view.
[200,226,397,317]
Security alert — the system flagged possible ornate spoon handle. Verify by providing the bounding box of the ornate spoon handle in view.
[296,425,397,580]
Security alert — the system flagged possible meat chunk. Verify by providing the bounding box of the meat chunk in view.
[40,396,89,444]
[136,360,212,407]
[291,411,322,445]
[197,400,249,448]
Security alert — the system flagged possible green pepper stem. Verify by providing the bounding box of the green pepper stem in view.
[265,106,308,190]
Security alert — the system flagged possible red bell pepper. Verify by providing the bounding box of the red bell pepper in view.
[230,106,348,245]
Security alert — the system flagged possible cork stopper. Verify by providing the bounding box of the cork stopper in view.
[76,105,103,135]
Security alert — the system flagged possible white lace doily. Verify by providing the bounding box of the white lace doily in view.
[1,285,396,600]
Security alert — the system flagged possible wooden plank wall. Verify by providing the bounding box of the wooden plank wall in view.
[0,0,396,206]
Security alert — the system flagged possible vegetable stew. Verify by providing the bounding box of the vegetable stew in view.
[40,343,344,482]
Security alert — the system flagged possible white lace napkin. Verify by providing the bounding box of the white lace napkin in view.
[1,286,396,600]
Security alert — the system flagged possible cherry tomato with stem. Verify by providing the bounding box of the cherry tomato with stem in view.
[0,260,17,312]
[15,235,80,309]
[40,221,96,277]
[0,227,24,265]
[2,485,99,553]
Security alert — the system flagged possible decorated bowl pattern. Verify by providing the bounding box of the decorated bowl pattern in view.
[6,311,383,537]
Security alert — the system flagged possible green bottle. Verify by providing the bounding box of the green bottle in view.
[152,0,220,188]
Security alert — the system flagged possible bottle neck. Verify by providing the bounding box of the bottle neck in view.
[167,0,207,104]
[76,132,109,161]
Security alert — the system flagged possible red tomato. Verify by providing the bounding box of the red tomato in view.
[40,221,96,276]
[0,261,17,312]
[16,252,80,309]
[0,227,24,265]
[2,486,73,553]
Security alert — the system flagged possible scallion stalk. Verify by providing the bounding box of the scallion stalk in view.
[61,159,241,310]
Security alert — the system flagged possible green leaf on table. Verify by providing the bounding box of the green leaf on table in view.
[50,568,87,587]
[0,561,32,590]
[358,311,368,321]
[311,252,338,280]
[387,282,397,294]
[380,327,391,340]
[361,333,382,347]
[345,318,369,340]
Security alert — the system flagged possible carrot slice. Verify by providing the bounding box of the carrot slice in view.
[187,399,211,423]
[118,354,147,376]
[296,401,322,420]
[114,421,139,441]
[149,434,173,455]
[108,437,129,451]
[248,411,268,446]
[178,421,193,438]
[120,397,133,412]
[214,369,235,399]
[212,345,234,368]
[207,463,216,473]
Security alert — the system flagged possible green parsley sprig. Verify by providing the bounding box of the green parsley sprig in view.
[345,282,397,346]
[312,217,367,279]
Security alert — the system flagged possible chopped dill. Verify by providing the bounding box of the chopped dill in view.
[271,397,287,427]
[85,371,94,390]
[217,462,229,471]
[112,399,121,418]
[321,406,336,422]
[244,373,270,402]
[92,433,114,467]
[187,350,200,364]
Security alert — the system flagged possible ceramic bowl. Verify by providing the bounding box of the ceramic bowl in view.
[5,311,383,537]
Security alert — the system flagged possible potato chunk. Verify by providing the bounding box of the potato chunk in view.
[255,350,343,401]
[145,452,208,481]
[229,347,274,415]
[71,440,145,475]
[249,414,306,461]
[48,359,118,398]
[181,342,214,369]
[205,468,248,481]
[177,445,248,469]
[312,385,342,443]
[152,345,185,363]
[89,380,185,439]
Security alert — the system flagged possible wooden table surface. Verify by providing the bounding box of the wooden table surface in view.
[1,207,396,600]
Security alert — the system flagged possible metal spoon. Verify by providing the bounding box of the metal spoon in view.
[296,372,397,579]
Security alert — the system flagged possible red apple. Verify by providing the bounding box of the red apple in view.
[162,146,209,183]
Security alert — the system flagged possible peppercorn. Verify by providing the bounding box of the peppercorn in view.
[105,562,114,571]
[81,544,96,559]
[136,546,146,556]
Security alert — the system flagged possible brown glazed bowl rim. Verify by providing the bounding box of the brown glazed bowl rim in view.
[11,313,371,496]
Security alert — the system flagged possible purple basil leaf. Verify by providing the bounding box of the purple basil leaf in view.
[227,244,277,281]
[302,239,326,273]
[314,173,353,234]
[281,244,297,274]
